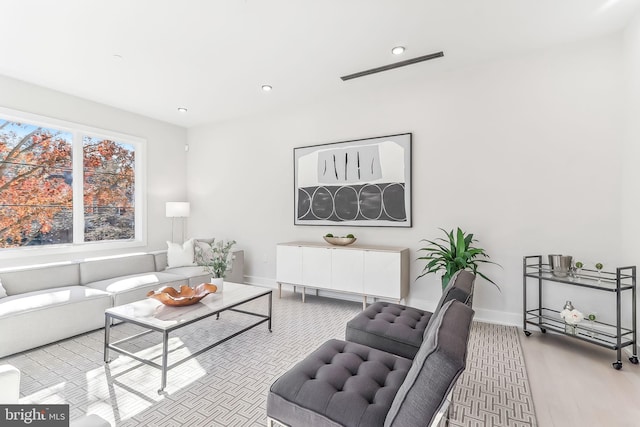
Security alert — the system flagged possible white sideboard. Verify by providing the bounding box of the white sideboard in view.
[276,241,410,308]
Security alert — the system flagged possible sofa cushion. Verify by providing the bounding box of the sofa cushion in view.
[163,266,211,286]
[85,271,188,306]
[384,300,474,427]
[268,339,412,427]
[0,286,112,358]
[0,263,80,295]
[346,302,431,359]
[80,254,156,285]
[0,286,111,318]
[152,251,169,271]
[84,272,181,294]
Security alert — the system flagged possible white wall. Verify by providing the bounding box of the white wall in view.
[622,16,640,260]
[0,75,188,267]
[622,13,640,337]
[187,34,625,325]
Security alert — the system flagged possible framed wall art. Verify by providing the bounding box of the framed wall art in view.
[294,133,412,227]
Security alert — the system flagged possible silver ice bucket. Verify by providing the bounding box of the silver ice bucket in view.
[548,254,573,277]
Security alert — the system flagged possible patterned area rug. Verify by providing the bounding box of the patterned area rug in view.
[449,323,537,427]
[1,290,537,426]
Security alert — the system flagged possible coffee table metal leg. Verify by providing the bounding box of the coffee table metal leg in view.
[159,330,169,393]
[104,315,111,363]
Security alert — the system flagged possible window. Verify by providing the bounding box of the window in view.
[0,109,144,251]
[83,136,135,242]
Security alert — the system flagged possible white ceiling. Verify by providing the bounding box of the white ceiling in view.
[1,0,639,128]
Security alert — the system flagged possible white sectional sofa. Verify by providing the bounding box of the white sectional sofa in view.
[0,250,244,358]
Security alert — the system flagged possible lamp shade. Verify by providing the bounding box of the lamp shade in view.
[166,202,190,218]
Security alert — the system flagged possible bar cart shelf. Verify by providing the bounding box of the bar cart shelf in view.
[523,255,637,370]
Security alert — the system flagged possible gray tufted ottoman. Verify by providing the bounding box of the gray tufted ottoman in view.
[268,339,412,426]
[267,299,474,427]
[345,303,431,359]
[346,270,475,359]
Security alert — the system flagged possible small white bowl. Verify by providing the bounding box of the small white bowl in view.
[323,236,357,246]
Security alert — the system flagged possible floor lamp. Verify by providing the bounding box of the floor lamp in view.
[166,202,190,243]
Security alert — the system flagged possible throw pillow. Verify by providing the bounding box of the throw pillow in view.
[167,239,196,268]
[195,237,215,245]
[195,240,214,266]
[0,278,7,298]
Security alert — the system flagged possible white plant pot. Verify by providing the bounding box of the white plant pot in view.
[210,277,223,292]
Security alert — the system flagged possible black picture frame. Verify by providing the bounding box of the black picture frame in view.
[294,133,412,227]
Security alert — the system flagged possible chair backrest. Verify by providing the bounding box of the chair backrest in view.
[384,299,474,427]
[432,270,475,320]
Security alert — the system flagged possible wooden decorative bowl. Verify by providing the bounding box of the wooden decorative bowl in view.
[147,283,218,306]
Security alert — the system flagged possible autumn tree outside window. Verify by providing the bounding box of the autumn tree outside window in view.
[0,112,143,250]
[83,136,135,242]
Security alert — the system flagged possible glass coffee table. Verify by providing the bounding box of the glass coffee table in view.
[103,282,272,393]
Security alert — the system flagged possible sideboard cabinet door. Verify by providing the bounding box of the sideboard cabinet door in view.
[276,245,302,285]
[363,251,401,299]
[331,248,364,293]
[302,247,332,289]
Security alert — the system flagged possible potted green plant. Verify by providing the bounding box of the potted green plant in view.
[417,227,500,290]
[196,239,236,287]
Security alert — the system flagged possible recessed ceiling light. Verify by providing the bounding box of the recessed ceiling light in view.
[177,107,188,113]
[391,46,405,55]
[261,85,273,92]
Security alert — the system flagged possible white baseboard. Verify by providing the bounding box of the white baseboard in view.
[244,275,640,357]
[243,275,523,326]
[242,275,277,289]
[469,307,522,326]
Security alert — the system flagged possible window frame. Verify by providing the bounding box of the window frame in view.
[0,107,147,260]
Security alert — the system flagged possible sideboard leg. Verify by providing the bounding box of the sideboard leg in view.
[363,295,367,310]
[278,283,282,299]
[302,287,306,303]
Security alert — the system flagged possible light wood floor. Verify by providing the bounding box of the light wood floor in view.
[519,328,640,426]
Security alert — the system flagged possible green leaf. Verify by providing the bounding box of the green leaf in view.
[464,233,473,248]
[456,228,466,255]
